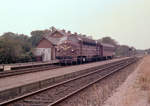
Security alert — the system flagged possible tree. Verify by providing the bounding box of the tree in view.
[0,36,23,63]
[30,29,52,47]
[115,45,131,56]
[0,32,33,63]
[17,34,32,52]
[100,36,118,47]
[2,32,32,53]
[30,30,44,47]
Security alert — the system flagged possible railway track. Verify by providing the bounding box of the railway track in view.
[0,57,138,106]
[0,65,63,78]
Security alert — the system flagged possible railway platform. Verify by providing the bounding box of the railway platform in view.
[0,57,133,104]
[0,60,59,71]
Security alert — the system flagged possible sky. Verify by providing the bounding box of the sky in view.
[0,0,150,49]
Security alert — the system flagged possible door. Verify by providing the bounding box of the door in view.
[42,48,51,61]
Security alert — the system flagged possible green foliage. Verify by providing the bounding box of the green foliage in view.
[0,32,34,64]
[115,45,130,56]
[30,30,44,47]
[100,36,118,47]
[0,31,45,64]
[0,36,22,63]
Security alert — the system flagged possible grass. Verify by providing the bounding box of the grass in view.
[103,57,150,106]
[136,56,150,103]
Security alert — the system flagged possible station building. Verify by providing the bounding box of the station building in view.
[34,27,70,62]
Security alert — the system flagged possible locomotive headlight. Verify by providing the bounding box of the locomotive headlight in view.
[71,49,74,52]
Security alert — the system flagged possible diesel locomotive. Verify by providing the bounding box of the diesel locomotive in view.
[52,32,115,64]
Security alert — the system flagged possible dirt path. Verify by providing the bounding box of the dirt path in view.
[103,56,150,106]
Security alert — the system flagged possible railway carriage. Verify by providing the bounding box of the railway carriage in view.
[35,27,115,64]
[101,43,115,59]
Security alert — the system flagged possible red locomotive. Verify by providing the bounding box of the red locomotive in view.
[55,34,115,64]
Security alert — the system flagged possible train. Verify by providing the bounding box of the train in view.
[35,27,116,64]
[55,33,115,64]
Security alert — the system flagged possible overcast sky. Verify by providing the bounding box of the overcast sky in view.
[0,0,150,49]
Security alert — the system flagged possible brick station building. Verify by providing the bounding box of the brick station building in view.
[34,27,72,62]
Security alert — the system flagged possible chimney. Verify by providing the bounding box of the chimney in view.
[62,29,66,33]
[51,26,56,32]
[74,32,77,36]
[67,31,71,34]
